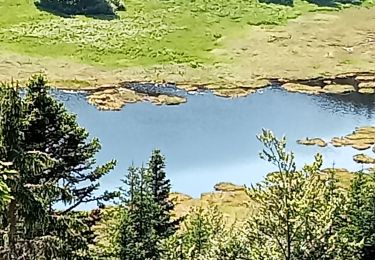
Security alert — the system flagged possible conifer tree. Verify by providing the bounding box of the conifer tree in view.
[24,76,117,212]
[118,151,178,260]
[147,150,178,238]
[0,76,117,259]
[119,165,158,260]
[119,165,142,259]
[0,83,49,258]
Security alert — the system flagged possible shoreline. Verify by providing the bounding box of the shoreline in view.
[170,166,358,221]
[53,70,375,110]
[1,7,375,109]
[5,68,375,110]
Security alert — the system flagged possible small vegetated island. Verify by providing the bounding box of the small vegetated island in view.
[0,0,375,259]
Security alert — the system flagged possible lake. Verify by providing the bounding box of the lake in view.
[57,87,375,208]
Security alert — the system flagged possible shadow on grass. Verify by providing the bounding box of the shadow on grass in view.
[85,14,119,20]
[259,0,294,6]
[35,4,73,18]
[306,0,363,6]
[35,0,119,20]
[305,0,339,7]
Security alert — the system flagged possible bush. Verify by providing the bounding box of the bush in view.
[35,0,126,16]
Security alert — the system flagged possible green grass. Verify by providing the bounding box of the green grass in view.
[0,0,371,68]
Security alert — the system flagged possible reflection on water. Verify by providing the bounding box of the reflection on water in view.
[55,87,375,208]
[311,92,375,119]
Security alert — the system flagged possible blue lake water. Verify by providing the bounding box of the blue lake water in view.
[57,87,375,207]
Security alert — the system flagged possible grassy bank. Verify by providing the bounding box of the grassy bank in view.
[1,0,375,102]
[0,0,368,68]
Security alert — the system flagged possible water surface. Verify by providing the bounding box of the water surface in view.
[57,87,375,206]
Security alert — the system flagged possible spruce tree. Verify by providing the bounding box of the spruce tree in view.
[0,76,117,259]
[147,150,177,238]
[118,151,178,260]
[23,76,117,212]
[0,83,48,258]
[119,165,142,260]
[119,165,158,260]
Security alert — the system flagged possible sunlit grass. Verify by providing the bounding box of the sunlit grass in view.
[0,0,372,68]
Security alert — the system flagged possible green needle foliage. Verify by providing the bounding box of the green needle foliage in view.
[118,150,178,260]
[112,131,375,260]
[23,76,117,212]
[0,75,117,259]
[119,165,158,260]
[148,150,179,239]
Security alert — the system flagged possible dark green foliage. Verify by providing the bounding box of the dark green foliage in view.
[114,131,375,260]
[2,75,375,260]
[23,76,117,212]
[0,83,48,258]
[110,0,126,11]
[343,171,375,259]
[23,209,101,259]
[119,165,158,260]
[0,76,116,259]
[35,0,126,16]
[148,150,178,239]
[118,150,177,260]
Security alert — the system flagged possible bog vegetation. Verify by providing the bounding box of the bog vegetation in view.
[0,76,374,259]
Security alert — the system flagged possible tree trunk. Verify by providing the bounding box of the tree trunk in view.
[7,199,17,258]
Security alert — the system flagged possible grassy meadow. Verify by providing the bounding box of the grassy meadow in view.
[0,0,368,69]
